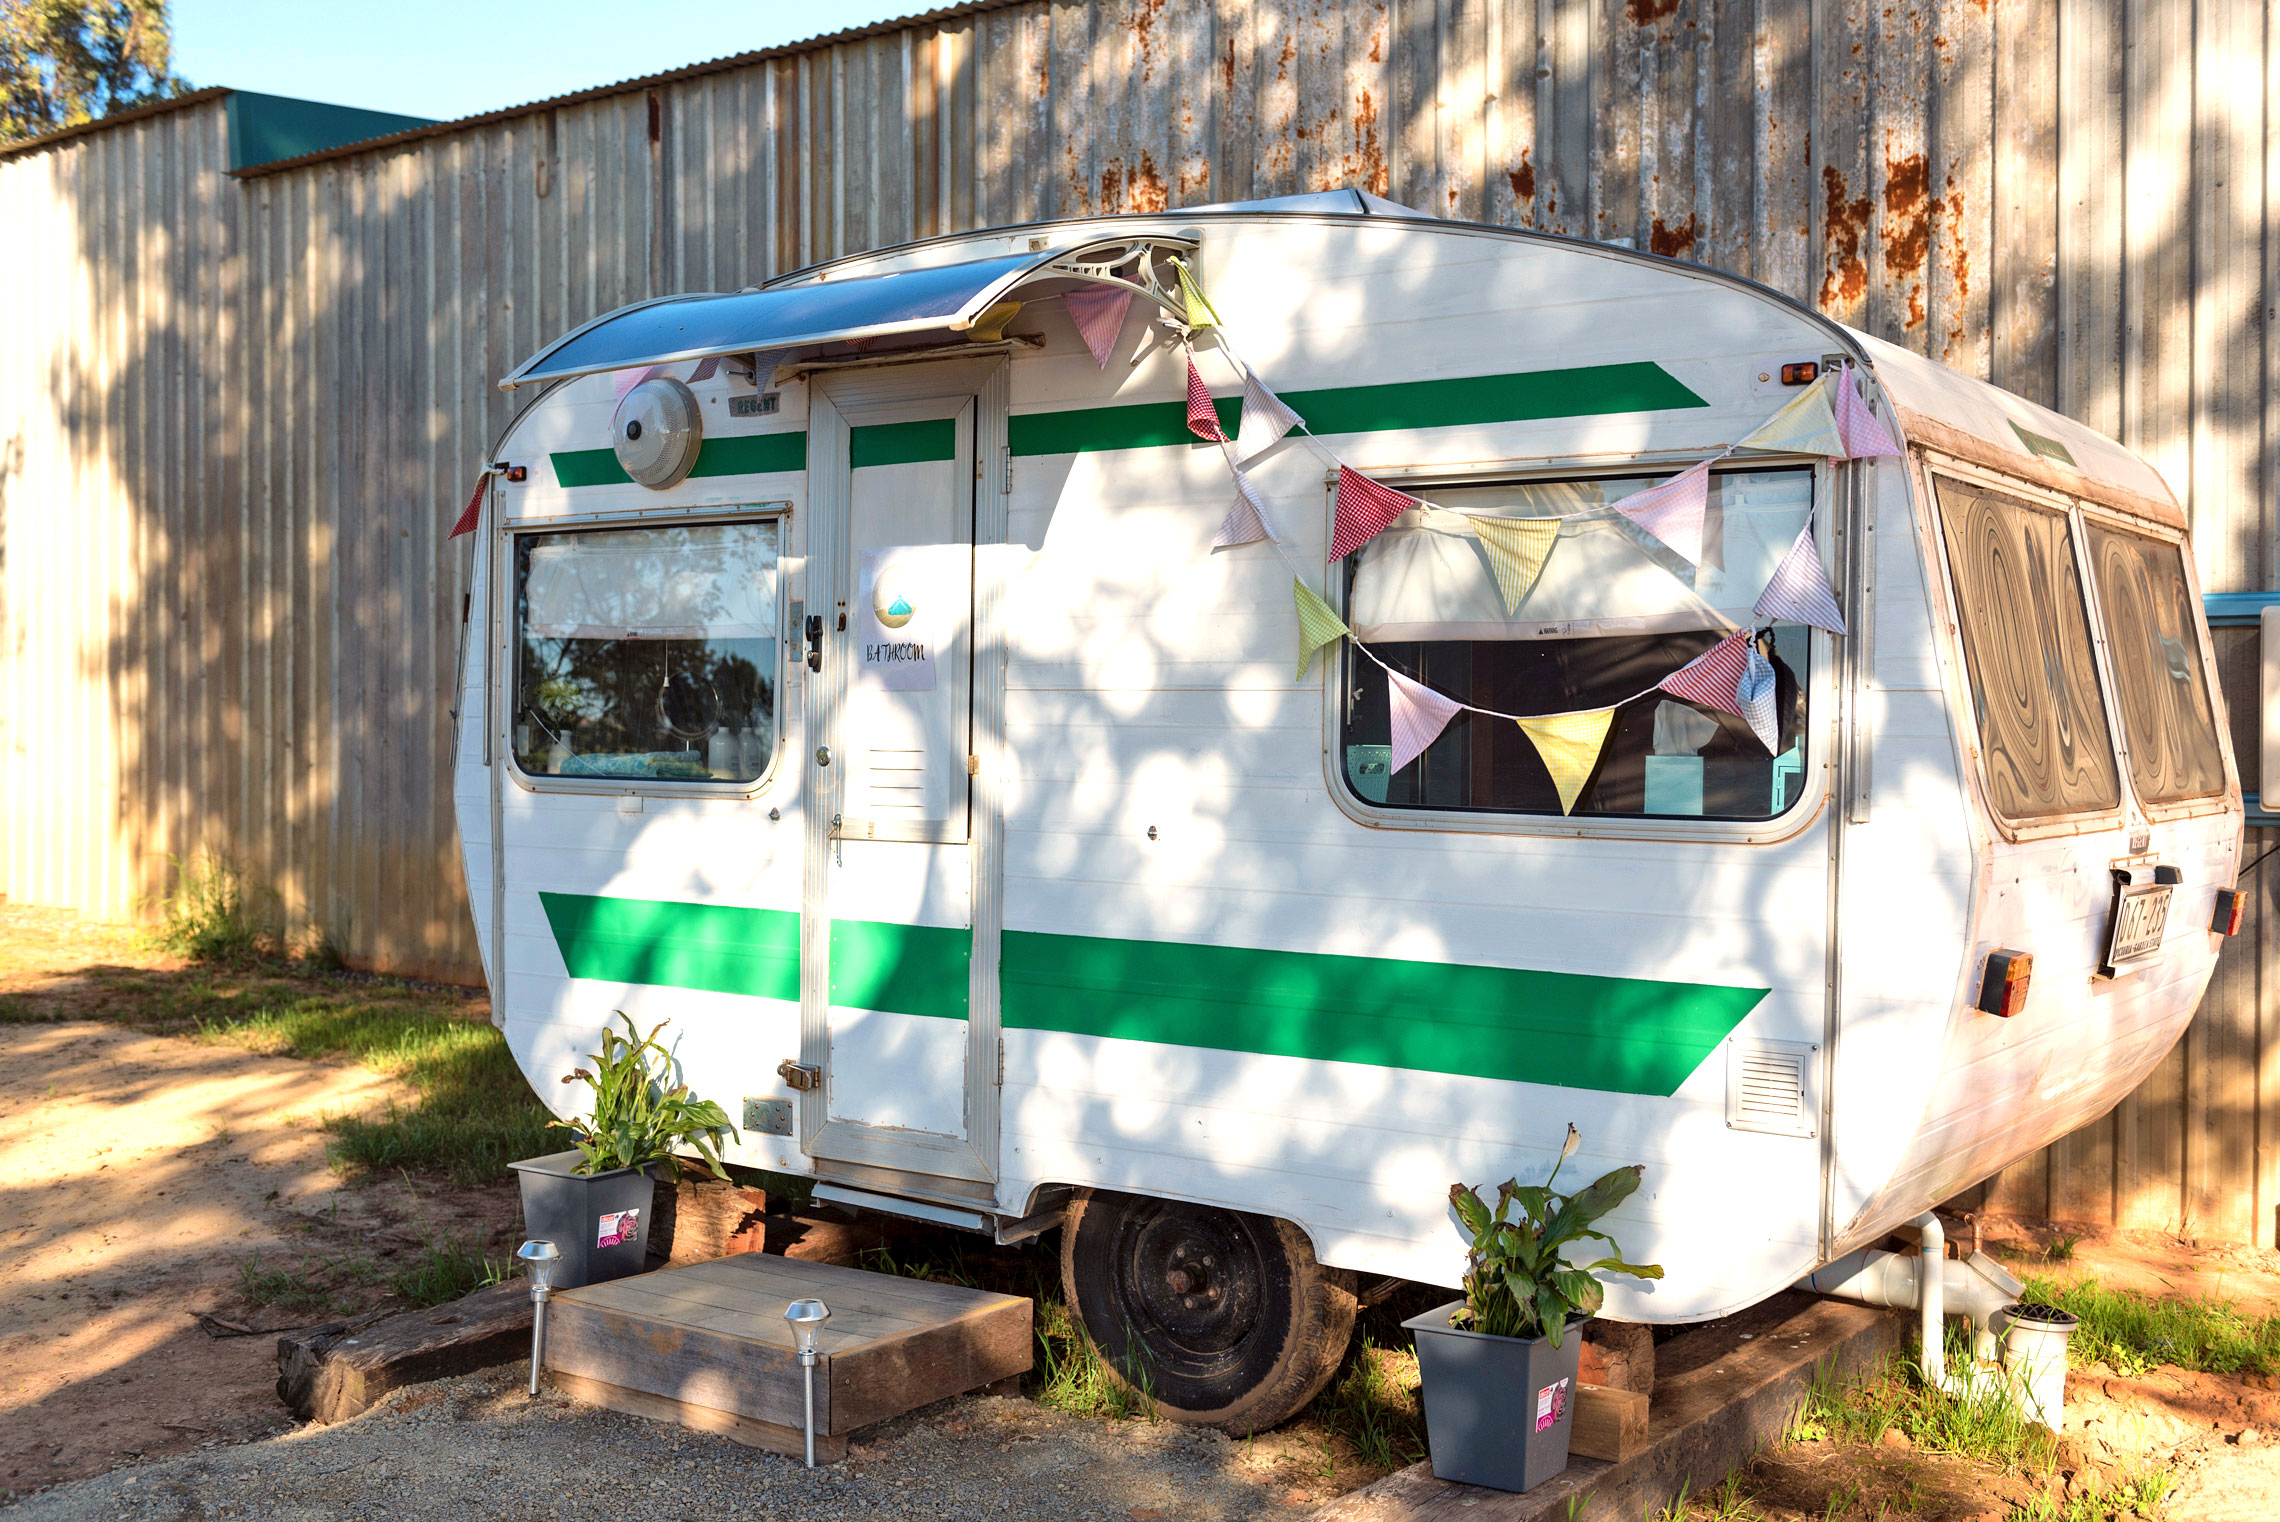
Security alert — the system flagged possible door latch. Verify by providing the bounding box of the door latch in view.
[776,1059,822,1092]
[805,614,824,672]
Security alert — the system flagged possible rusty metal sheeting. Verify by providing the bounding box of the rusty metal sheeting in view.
[3,0,2278,1237]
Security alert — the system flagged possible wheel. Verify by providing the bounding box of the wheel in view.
[1059,1188,1357,1435]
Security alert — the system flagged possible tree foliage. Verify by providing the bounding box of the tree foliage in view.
[1,0,186,144]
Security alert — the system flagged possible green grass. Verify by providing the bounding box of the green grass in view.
[387,1236,510,1306]
[2005,1470,2173,1522]
[2044,1231,2083,1263]
[2019,1272,2280,1377]
[236,1236,505,1317]
[1789,1333,2057,1473]
[144,851,280,967]
[1312,1331,1427,1474]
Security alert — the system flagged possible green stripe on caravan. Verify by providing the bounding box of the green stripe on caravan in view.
[1006,361,1708,457]
[538,893,1763,1096]
[549,362,1706,483]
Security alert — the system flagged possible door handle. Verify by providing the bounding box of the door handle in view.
[805,614,824,672]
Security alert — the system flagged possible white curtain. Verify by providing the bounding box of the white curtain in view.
[524,521,780,640]
[1347,469,1814,641]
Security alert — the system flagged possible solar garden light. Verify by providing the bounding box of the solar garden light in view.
[516,1239,562,1396]
[784,1298,831,1467]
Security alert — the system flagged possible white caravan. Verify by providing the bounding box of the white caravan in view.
[456,191,2243,1430]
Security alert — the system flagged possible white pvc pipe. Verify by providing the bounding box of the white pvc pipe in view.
[1915,1212,1945,1389]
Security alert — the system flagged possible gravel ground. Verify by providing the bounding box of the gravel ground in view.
[3,1366,1326,1522]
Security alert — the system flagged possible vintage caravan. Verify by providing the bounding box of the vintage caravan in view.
[455,190,2242,1431]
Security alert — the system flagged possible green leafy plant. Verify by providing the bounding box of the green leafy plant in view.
[1446,1124,1663,1346]
[553,1012,738,1177]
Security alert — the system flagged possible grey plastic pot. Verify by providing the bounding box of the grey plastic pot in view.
[509,1149,664,1289]
[1402,1300,1587,1493]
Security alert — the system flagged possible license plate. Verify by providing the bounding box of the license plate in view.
[2104,883,2173,970]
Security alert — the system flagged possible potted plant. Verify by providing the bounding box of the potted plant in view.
[1402,1125,1664,1493]
[510,1013,738,1289]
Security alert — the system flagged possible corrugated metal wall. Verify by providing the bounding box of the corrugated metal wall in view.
[1,0,2274,1240]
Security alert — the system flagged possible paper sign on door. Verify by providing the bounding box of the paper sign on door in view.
[857,546,938,692]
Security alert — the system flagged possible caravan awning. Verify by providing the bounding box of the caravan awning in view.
[499,235,1198,390]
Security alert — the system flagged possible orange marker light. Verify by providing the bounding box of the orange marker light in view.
[1974,949,2033,1018]
[1780,362,1820,386]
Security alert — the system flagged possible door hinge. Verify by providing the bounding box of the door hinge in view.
[776,1059,822,1092]
[967,753,980,776]
[995,1036,1005,1086]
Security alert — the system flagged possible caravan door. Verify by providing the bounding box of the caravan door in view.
[799,361,1006,1190]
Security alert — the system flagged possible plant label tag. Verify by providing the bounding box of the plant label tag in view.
[596,1208,641,1248]
[1535,1377,1569,1433]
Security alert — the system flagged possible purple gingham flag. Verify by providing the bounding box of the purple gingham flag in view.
[1754,523,1847,634]
[1736,642,1781,753]
[1386,668,1463,775]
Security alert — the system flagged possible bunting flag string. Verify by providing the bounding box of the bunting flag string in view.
[1216,468,1278,551]
[1833,367,1901,458]
[448,473,488,540]
[1386,667,1464,774]
[1186,355,1228,443]
[1610,459,1711,565]
[1656,628,1753,718]
[1737,642,1781,753]
[1064,286,1134,368]
[1329,465,1421,562]
[1737,373,1847,456]
[1294,578,1350,679]
[1470,516,1560,613]
[1234,369,1304,462]
[1516,708,1618,815]
[1754,522,1848,633]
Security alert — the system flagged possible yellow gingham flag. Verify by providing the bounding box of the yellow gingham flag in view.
[1470,517,1560,613]
[1738,374,1846,456]
[1176,262,1221,331]
[1294,578,1350,680]
[1516,707,1617,815]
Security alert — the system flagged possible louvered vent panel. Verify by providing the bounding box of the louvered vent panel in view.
[1726,1039,1818,1137]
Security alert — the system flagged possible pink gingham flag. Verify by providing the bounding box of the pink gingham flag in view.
[1612,460,1710,565]
[1835,369,1901,458]
[1386,667,1463,775]
[1329,466,1421,562]
[1186,357,1227,443]
[1658,628,1753,718]
[1737,642,1781,753]
[1754,523,1847,634]
[1065,287,1133,368]
[613,364,662,400]
[1214,467,1278,549]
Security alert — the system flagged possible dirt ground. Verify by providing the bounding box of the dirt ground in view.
[0,908,523,1499]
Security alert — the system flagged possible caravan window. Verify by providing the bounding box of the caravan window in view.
[511,519,781,785]
[1337,468,1816,820]
[2084,522,2227,804]
[1933,477,2120,821]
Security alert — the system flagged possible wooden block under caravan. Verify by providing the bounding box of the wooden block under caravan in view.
[542,1254,1031,1458]
[1567,1383,1650,1463]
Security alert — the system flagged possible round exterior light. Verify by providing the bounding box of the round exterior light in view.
[612,376,703,489]
[516,1237,563,1292]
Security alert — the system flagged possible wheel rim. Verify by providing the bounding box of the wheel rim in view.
[1105,1201,1269,1386]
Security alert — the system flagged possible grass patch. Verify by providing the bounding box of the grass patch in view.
[1789,1333,2056,1473]
[1312,1332,1426,1474]
[145,851,280,967]
[387,1236,510,1307]
[2004,1470,2173,1522]
[2018,1272,2280,1377]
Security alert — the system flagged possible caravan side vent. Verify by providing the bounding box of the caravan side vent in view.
[1726,1039,1819,1138]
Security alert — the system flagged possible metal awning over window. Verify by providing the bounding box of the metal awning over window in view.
[500,235,1198,390]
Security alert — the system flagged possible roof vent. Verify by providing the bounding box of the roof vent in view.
[1726,1039,1819,1138]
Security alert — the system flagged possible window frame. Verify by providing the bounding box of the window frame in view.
[1919,456,2133,842]
[2075,504,2237,823]
[499,503,794,801]
[1317,456,1836,846]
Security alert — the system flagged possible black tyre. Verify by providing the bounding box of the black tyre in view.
[1059,1188,1357,1434]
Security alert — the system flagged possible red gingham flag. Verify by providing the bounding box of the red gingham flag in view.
[1186,357,1227,443]
[1658,628,1752,718]
[1329,465,1421,562]
[448,473,487,539]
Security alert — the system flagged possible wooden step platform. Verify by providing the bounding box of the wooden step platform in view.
[542,1254,1032,1461]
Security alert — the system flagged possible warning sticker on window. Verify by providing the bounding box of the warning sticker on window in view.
[1535,1377,1570,1433]
[596,1208,641,1249]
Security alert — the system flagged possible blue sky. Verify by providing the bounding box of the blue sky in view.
[173,1,919,122]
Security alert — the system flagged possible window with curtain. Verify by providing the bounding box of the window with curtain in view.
[1933,477,2120,821]
[512,519,781,784]
[1338,468,1817,820]
[2083,520,2227,805]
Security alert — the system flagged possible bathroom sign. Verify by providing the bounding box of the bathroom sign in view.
[857,546,939,692]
